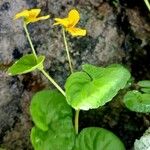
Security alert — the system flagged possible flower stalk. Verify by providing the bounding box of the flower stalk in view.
[23,22,38,60]
[62,27,73,73]
[75,109,80,134]
[144,0,150,11]
[40,69,66,97]
[54,9,87,134]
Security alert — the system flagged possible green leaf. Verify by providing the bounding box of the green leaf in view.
[124,90,150,113]
[7,54,45,75]
[138,80,150,88]
[65,64,130,110]
[30,90,75,150]
[74,127,125,150]
[31,118,75,150]
[141,88,150,94]
[82,64,105,79]
[30,90,72,131]
[140,88,150,94]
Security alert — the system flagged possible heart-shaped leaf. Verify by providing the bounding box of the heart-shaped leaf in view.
[30,90,75,150]
[74,127,125,150]
[7,54,45,75]
[124,90,150,113]
[31,118,75,150]
[65,64,130,110]
[30,90,72,131]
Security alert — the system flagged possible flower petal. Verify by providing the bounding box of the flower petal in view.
[37,15,50,21]
[28,9,41,18]
[14,10,29,20]
[14,9,50,24]
[68,9,80,27]
[25,15,50,24]
[54,18,69,27]
[67,27,86,36]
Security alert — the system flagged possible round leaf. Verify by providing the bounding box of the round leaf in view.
[65,64,131,110]
[30,90,72,131]
[74,127,125,150]
[30,90,75,150]
[124,90,150,113]
[7,54,45,75]
[31,118,75,150]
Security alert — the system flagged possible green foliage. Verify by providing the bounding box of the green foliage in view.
[138,80,150,88]
[7,54,45,75]
[30,90,72,131]
[65,64,130,110]
[138,80,150,94]
[124,80,150,113]
[141,88,150,94]
[30,90,75,150]
[74,127,125,150]
[7,8,133,150]
[31,118,75,150]
[124,90,150,113]
[30,90,126,150]
[144,0,150,11]
[112,0,119,7]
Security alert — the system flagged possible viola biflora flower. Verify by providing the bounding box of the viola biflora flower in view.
[14,9,50,24]
[54,9,86,36]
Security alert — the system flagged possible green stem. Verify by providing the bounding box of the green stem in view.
[40,69,66,96]
[144,0,150,11]
[23,22,38,60]
[62,28,80,134]
[62,27,73,74]
[75,109,80,134]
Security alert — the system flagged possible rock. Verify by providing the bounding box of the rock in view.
[0,0,28,63]
[126,8,150,46]
[0,71,23,136]
[121,7,150,80]
[89,0,103,7]
[134,127,150,150]
[2,91,33,150]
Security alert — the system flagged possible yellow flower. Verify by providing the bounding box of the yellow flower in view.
[14,9,50,24]
[54,9,86,36]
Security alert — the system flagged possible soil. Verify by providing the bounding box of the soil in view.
[0,0,150,150]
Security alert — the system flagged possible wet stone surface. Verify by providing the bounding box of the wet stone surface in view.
[0,71,23,139]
